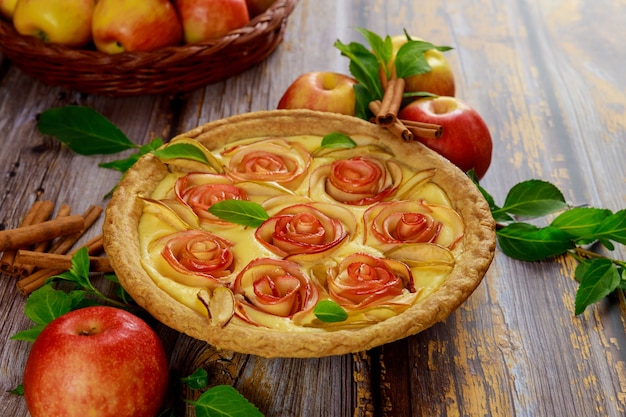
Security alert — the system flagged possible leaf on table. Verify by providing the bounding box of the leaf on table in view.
[593,209,626,245]
[191,385,264,417]
[496,223,575,261]
[181,368,209,390]
[574,258,621,315]
[495,179,567,217]
[38,105,136,155]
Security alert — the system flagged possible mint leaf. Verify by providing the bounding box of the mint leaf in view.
[181,368,209,390]
[334,39,384,102]
[574,259,621,315]
[9,385,24,396]
[11,324,47,342]
[22,283,74,325]
[208,200,270,228]
[355,27,393,78]
[494,179,567,217]
[191,385,263,417]
[152,143,210,165]
[38,106,136,155]
[314,300,348,323]
[496,223,575,261]
[550,207,612,240]
[320,132,357,149]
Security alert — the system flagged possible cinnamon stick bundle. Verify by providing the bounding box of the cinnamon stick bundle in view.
[15,250,112,273]
[369,100,414,142]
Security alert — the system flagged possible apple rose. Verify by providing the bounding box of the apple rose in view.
[255,203,355,261]
[221,138,311,189]
[364,200,464,250]
[174,173,248,226]
[309,156,403,206]
[327,253,416,309]
[156,230,235,288]
[232,259,320,327]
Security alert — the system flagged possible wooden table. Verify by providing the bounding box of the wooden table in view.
[1,0,625,416]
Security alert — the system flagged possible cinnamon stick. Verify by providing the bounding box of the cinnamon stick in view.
[17,234,105,295]
[401,118,444,140]
[0,200,55,276]
[15,250,112,273]
[0,214,84,253]
[375,78,405,127]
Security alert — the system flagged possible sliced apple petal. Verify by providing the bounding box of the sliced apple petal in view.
[197,287,235,328]
[384,243,456,267]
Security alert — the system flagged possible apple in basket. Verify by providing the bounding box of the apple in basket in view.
[23,306,169,417]
[398,96,493,179]
[92,0,183,54]
[175,0,251,44]
[382,34,456,97]
[277,72,358,116]
[0,0,18,19]
[12,0,95,48]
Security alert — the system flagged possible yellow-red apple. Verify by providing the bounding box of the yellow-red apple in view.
[175,0,250,44]
[0,0,18,19]
[398,96,492,178]
[12,0,95,48]
[23,306,169,417]
[277,72,358,116]
[383,35,455,97]
[92,0,182,54]
[245,0,275,17]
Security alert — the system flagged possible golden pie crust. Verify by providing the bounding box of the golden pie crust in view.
[103,110,496,358]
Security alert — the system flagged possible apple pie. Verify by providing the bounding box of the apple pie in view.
[103,110,496,358]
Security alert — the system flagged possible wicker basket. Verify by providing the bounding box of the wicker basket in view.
[0,0,297,96]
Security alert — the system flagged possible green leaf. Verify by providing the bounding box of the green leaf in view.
[467,170,513,223]
[593,209,626,245]
[313,300,348,323]
[496,223,575,261]
[320,132,357,149]
[334,39,384,101]
[355,27,393,78]
[208,200,270,228]
[11,324,47,342]
[494,179,567,217]
[574,259,621,315]
[181,368,209,390]
[353,83,376,120]
[550,207,612,239]
[22,283,73,325]
[98,154,141,173]
[9,385,24,396]
[191,385,264,417]
[38,106,136,155]
[152,143,210,165]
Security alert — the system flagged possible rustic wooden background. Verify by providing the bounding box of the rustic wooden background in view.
[1,0,625,416]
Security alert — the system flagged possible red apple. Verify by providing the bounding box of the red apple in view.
[175,0,250,44]
[92,0,183,54]
[245,0,275,17]
[398,96,493,179]
[382,35,455,97]
[23,306,169,417]
[277,72,358,116]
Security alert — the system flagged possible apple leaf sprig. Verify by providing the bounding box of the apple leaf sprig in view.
[37,105,211,198]
[334,27,451,120]
[176,368,264,417]
[11,247,138,342]
[470,172,626,314]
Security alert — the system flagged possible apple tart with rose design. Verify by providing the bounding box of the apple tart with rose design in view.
[103,110,495,358]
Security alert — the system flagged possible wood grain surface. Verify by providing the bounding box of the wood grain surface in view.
[1,0,625,416]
